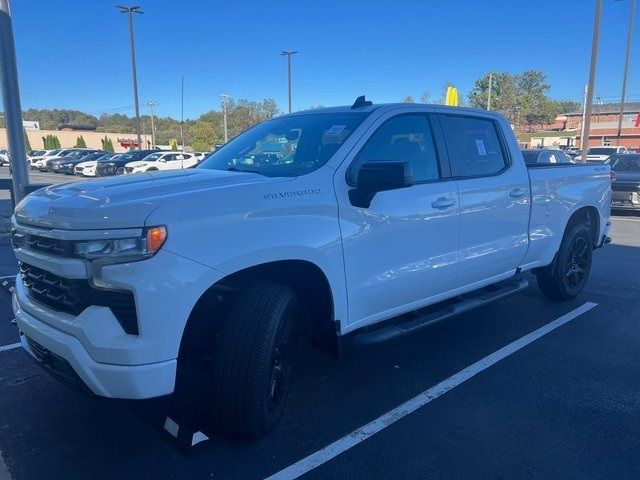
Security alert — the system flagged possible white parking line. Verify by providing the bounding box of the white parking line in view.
[0,342,21,353]
[266,302,598,480]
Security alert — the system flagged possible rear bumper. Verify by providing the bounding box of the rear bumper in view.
[15,294,177,399]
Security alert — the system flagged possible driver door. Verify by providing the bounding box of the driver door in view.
[336,112,461,329]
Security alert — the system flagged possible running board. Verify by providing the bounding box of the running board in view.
[353,277,529,346]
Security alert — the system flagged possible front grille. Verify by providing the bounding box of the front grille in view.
[125,167,133,173]
[22,234,77,258]
[20,262,139,335]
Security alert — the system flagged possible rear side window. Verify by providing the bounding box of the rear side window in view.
[350,114,440,184]
[440,115,507,177]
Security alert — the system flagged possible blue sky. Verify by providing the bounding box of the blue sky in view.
[7,0,640,120]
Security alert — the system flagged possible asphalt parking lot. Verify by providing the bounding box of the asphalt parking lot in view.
[0,213,639,479]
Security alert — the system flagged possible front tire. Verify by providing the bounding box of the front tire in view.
[536,223,593,300]
[211,282,298,439]
[115,167,125,175]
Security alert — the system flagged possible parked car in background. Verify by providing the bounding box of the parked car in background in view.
[576,146,627,163]
[607,153,640,211]
[95,149,159,176]
[521,149,573,165]
[26,150,48,166]
[561,146,582,159]
[75,153,118,177]
[33,149,78,171]
[124,151,197,174]
[0,149,9,166]
[50,150,104,174]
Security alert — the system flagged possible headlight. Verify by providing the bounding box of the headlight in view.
[76,226,167,262]
[102,162,115,167]
[135,163,147,168]
[64,163,73,167]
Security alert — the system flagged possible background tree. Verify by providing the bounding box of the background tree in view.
[191,121,217,151]
[420,91,431,104]
[468,70,580,131]
[101,136,114,153]
[24,129,32,152]
[75,135,87,148]
[403,96,415,103]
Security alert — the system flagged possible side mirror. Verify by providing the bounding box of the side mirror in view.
[349,161,414,208]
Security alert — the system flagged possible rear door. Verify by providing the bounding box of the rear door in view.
[437,112,530,288]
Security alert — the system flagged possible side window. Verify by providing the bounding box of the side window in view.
[350,114,439,184]
[439,115,507,177]
[162,154,175,161]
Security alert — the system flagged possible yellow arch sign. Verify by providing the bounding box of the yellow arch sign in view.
[445,86,459,106]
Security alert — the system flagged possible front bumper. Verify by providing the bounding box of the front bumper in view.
[12,234,225,399]
[17,306,176,399]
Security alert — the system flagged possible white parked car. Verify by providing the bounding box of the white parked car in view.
[74,153,118,177]
[576,145,627,163]
[27,150,49,167]
[0,149,9,166]
[31,148,79,171]
[11,101,611,440]
[124,151,198,174]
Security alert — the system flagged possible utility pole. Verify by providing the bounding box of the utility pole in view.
[580,85,588,149]
[486,72,493,111]
[180,76,185,167]
[280,50,298,113]
[219,93,230,143]
[116,5,143,150]
[0,0,29,203]
[145,100,157,149]
[616,0,637,146]
[580,0,603,162]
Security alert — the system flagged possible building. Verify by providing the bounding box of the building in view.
[553,101,640,149]
[0,128,153,152]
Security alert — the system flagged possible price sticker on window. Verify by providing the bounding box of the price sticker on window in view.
[475,139,487,156]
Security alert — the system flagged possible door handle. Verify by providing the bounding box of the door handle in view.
[431,197,456,209]
[509,188,527,198]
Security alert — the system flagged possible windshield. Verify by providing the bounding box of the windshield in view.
[587,147,616,155]
[141,153,162,162]
[606,154,640,172]
[114,150,156,162]
[46,149,61,156]
[198,112,368,177]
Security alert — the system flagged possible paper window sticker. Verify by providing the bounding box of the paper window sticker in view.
[475,139,487,156]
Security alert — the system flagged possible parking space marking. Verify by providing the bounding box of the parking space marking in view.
[266,302,598,480]
[0,342,20,353]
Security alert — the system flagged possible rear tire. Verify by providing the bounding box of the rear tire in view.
[536,223,593,300]
[210,282,298,439]
[115,167,125,175]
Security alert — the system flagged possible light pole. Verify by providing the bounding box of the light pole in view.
[145,100,157,149]
[0,0,29,202]
[580,0,603,162]
[219,93,230,143]
[486,72,493,111]
[280,50,298,113]
[615,0,637,146]
[116,5,143,150]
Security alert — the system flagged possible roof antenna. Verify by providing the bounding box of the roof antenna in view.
[351,95,373,109]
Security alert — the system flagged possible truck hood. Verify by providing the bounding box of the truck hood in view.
[14,169,276,230]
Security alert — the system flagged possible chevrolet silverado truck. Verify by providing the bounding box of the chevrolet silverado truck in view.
[11,99,611,439]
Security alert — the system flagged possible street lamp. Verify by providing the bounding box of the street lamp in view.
[145,100,157,149]
[615,0,637,146]
[116,5,143,150]
[280,50,298,113]
[219,93,231,143]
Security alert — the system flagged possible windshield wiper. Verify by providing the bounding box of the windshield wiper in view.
[226,166,264,175]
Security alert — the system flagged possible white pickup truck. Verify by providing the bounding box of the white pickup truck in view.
[11,100,611,440]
